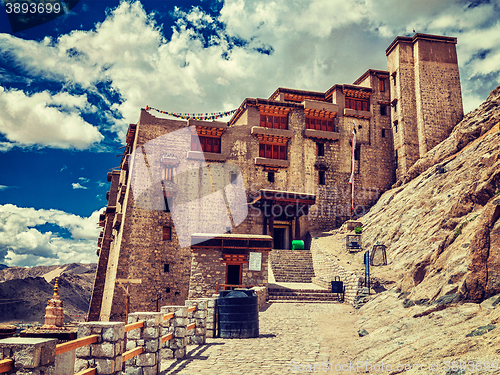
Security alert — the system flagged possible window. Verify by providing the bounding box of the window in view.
[382,129,386,138]
[260,114,287,129]
[191,136,221,153]
[380,105,388,116]
[379,79,386,92]
[345,98,369,111]
[230,172,238,184]
[163,166,174,181]
[393,102,397,112]
[392,72,397,86]
[163,226,171,240]
[354,147,360,161]
[319,170,325,185]
[163,195,171,212]
[393,120,398,133]
[259,143,287,160]
[395,150,398,162]
[268,172,275,182]
[166,287,171,293]
[164,264,170,273]
[306,117,334,132]
[316,143,325,156]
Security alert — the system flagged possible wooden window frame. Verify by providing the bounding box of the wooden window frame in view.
[379,79,386,92]
[345,98,370,112]
[316,143,325,157]
[306,117,334,132]
[163,166,174,181]
[191,135,221,153]
[260,114,287,130]
[163,226,171,240]
[259,143,287,160]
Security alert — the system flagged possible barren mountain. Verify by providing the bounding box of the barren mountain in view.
[0,263,96,323]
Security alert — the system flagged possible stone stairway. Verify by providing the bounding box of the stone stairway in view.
[270,250,315,283]
[267,286,340,303]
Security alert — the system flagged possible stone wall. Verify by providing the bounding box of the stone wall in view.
[188,247,269,299]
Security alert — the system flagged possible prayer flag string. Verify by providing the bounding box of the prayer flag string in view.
[142,105,238,120]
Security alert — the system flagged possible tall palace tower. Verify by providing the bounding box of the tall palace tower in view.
[386,34,463,179]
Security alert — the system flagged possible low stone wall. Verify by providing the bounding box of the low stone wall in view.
[310,240,364,307]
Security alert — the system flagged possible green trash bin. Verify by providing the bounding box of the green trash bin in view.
[292,240,304,250]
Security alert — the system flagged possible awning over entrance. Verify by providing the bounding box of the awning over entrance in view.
[259,189,316,205]
[191,233,273,251]
[255,189,316,244]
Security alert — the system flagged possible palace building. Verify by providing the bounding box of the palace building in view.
[88,33,463,322]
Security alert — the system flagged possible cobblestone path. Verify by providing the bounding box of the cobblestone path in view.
[161,302,348,375]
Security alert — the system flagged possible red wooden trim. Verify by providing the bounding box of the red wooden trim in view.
[0,359,14,373]
[56,335,99,355]
[123,346,143,361]
[124,320,144,333]
[161,332,174,343]
[75,368,97,375]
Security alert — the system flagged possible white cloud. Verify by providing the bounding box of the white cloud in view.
[0,185,10,191]
[72,183,88,189]
[0,87,104,150]
[0,204,101,267]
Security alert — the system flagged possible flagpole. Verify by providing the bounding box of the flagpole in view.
[349,122,356,217]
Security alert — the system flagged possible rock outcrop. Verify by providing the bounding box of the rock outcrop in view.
[327,86,500,369]
[360,85,500,305]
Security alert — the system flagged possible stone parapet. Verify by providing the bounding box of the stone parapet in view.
[160,306,187,360]
[75,321,124,375]
[185,299,208,345]
[126,312,163,374]
[0,337,56,375]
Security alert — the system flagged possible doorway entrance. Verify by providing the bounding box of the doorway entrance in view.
[273,228,286,249]
[226,264,241,286]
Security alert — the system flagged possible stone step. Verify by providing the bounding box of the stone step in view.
[268,288,332,294]
[268,300,339,304]
[267,294,339,301]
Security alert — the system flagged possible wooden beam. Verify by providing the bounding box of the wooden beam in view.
[161,332,174,343]
[0,359,14,373]
[187,306,196,313]
[163,312,174,321]
[56,335,99,355]
[123,346,143,362]
[187,323,196,331]
[74,368,97,375]
[124,320,144,333]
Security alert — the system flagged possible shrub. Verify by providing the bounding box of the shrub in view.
[354,226,363,234]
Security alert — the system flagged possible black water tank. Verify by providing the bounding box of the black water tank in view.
[218,289,259,338]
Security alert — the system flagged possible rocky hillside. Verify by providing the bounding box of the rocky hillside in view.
[0,263,96,323]
[329,86,500,369]
[361,85,500,305]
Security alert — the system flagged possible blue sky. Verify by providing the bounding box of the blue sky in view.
[0,0,499,267]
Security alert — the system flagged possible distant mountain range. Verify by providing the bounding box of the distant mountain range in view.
[0,263,96,323]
